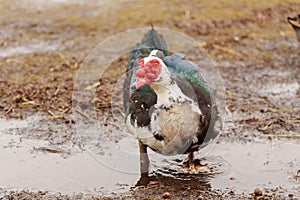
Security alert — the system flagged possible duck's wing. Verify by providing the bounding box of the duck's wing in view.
[164,53,219,144]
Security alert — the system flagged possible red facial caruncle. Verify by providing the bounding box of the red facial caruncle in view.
[133,58,162,89]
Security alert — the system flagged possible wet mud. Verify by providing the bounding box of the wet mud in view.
[0,0,300,199]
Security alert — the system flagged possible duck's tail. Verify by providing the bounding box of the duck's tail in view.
[128,28,168,73]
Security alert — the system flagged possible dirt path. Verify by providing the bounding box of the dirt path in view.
[0,0,300,199]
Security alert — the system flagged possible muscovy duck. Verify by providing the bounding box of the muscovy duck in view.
[123,28,218,175]
[288,14,300,42]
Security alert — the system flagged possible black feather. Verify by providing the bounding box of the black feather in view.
[124,28,218,151]
[123,28,168,126]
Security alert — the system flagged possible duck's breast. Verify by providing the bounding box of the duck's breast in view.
[142,101,201,155]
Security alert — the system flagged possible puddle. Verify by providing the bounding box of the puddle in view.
[0,117,299,196]
[0,118,29,131]
[0,120,300,196]
[261,82,299,97]
[0,39,61,58]
[16,0,110,11]
[0,134,139,195]
[209,141,300,195]
[25,0,105,6]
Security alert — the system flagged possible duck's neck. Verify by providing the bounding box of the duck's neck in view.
[150,74,185,108]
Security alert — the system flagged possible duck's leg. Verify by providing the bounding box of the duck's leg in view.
[188,152,194,167]
[139,141,149,176]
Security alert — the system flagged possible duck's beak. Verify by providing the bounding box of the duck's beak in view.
[130,83,137,90]
[131,78,147,90]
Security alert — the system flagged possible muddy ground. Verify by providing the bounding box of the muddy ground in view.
[0,0,300,199]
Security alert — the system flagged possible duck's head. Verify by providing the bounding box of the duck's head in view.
[132,50,169,89]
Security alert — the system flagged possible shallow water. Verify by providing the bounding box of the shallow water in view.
[0,118,299,196]
[0,132,139,195]
[209,140,300,194]
[0,39,61,58]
